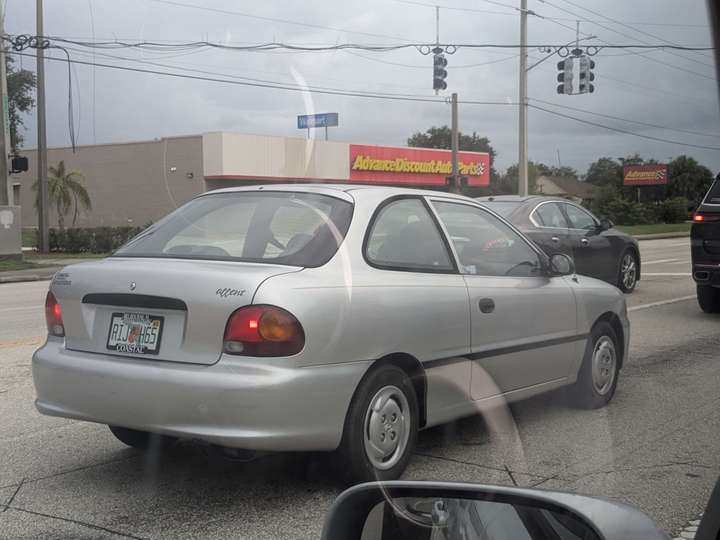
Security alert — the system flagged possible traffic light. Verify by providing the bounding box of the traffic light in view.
[556,58,573,94]
[578,56,596,94]
[433,47,448,91]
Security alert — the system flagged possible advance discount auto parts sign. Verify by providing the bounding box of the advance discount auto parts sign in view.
[623,164,668,186]
[349,144,491,186]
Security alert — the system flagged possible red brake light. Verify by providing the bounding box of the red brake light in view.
[694,213,720,222]
[223,305,305,356]
[45,291,65,337]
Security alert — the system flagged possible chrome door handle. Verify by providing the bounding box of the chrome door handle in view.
[581,238,589,245]
[551,236,560,243]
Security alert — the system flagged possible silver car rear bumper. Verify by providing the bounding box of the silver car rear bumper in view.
[32,339,370,451]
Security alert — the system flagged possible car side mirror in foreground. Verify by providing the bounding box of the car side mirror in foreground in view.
[321,481,667,540]
[549,253,575,276]
[599,218,614,231]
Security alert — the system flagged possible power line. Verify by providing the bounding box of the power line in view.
[342,48,519,69]
[528,53,716,110]
[34,36,717,52]
[551,0,715,69]
[535,0,717,82]
[9,50,517,106]
[529,103,720,151]
[388,0,709,28]
[147,0,421,43]
[529,97,720,138]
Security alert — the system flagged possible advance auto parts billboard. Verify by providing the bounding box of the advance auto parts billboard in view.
[349,144,490,186]
[623,164,668,186]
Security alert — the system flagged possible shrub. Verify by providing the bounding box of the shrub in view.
[40,226,144,253]
[655,197,689,223]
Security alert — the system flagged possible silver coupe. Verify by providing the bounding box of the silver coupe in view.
[33,185,629,483]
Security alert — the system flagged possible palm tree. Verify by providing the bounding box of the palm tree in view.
[33,161,92,229]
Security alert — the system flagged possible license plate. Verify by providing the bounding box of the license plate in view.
[107,312,164,355]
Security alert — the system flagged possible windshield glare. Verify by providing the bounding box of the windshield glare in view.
[114,191,353,267]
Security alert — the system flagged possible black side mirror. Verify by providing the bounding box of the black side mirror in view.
[549,253,575,276]
[599,218,613,231]
[321,481,666,540]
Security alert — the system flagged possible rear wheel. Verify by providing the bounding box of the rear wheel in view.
[617,250,638,293]
[339,365,418,484]
[569,321,620,409]
[697,285,720,313]
[108,425,176,450]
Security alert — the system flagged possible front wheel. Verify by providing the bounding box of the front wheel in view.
[617,250,638,293]
[697,285,720,313]
[569,321,620,409]
[108,425,176,450]
[339,365,418,484]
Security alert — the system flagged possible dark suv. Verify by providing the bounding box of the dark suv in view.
[692,175,720,312]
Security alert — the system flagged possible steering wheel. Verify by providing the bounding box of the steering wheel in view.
[504,260,539,276]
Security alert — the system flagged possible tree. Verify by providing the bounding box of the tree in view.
[7,57,36,151]
[32,161,92,229]
[585,157,623,188]
[407,125,499,186]
[666,155,714,207]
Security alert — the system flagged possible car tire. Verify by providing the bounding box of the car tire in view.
[569,321,620,409]
[108,425,176,450]
[339,364,418,484]
[617,249,639,293]
[697,285,720,313]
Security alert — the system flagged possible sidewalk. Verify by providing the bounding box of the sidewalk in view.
[0,257,102,284]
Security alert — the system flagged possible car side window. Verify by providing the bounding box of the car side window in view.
[432,201,541,277]
[564,204,598,230]
[365,198,454,272]
[533,202,568,228]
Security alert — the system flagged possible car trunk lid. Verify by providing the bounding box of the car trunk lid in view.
[51,257,301,365]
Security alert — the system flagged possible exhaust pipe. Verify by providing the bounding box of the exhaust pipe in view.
[694,270,710,282]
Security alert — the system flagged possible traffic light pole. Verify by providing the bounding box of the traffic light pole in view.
[37,0,50,253]
[450,92,459,194]
[0,1,10,206]
[518,0,528,197]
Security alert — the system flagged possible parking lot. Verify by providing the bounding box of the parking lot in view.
[1,236,718,539]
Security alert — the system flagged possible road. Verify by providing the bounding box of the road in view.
[1,237,718,539]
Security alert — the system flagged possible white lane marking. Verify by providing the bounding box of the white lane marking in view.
[666,241,690,247]
[643,258,680,265]
[667,260,692,265]
[642,272,692,276]
[629,295,696,312]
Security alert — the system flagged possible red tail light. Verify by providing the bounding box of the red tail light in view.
[694,213,720,222]
[223,305,305,356]
[45,291,65,337]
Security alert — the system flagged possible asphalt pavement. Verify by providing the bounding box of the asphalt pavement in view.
[1,237,718,539]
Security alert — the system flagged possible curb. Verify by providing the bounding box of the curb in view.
[634,232,690,241]
[0,269,60,284]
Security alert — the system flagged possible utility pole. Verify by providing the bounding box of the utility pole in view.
[450,92,459,193]
[37,0,49,253]
[517,0,528,196]
[0,1,11,206]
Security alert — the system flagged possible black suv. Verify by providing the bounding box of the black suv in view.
[692,175,720,312]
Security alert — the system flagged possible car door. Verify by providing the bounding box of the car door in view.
[362,196,472,425]
[430,199,579,401]
[526,201,572,258]
[562,203,615,282]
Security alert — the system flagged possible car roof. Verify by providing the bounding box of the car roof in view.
[202,183,477,203]
[476,195,570,204]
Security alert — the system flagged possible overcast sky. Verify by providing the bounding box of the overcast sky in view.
[5,0,719,175]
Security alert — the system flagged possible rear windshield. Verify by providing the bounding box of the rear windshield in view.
[480,200,523,217]
[114,191,353,267]
[704,179,720,204]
